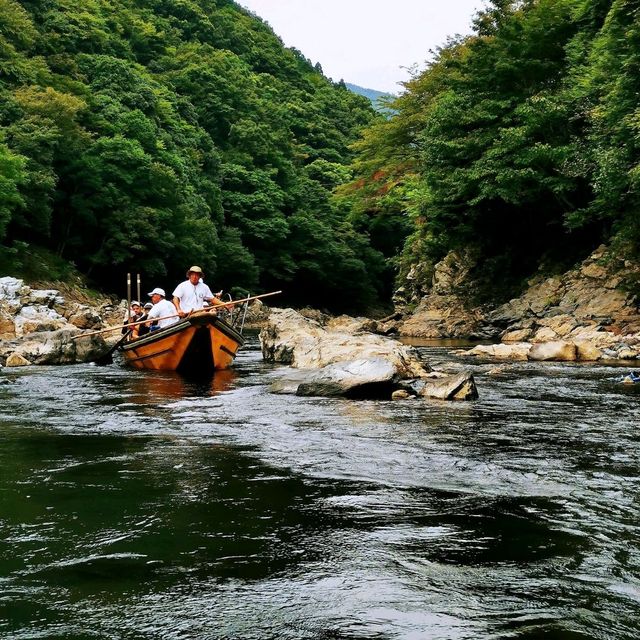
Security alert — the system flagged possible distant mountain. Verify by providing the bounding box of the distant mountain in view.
[345,83,396,113]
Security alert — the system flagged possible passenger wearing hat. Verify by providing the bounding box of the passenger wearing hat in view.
[172,266,223,318]
[145,287,179,330]
[122,301,143,334]
[132,302,154,339]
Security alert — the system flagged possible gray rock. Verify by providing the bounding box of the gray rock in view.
[419,372,478,401]
[1,328,108,365]
[261,308,430,379]
[296,357,397,398]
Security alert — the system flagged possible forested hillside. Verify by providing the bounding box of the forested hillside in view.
[341,0,640,303]
[345,83,394,114]
[0,0,384,311]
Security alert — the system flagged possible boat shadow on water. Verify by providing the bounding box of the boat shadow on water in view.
[126,367,238,404]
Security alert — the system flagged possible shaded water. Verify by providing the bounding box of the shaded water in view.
[1,336,639,639]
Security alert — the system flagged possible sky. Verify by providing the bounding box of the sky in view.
[236,0,484,94]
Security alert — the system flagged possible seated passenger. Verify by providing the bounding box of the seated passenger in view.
[145,288,179,331]
[132,302,154,339]
[122,301,143,334]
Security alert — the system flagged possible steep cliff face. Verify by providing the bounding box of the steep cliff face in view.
[395,246,640,359]
[394,250,493,339]
[488,246,640,340]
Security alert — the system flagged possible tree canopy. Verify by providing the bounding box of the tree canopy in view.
[342,0,640,302]
[0,0,384,311]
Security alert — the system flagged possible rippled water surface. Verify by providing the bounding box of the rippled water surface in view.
[1,336,639,639]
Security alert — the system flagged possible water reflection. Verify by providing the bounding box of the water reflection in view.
[127,368,238,404]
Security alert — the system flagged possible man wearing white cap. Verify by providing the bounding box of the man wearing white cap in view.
[145,287,179,330]
[172,266,223,318]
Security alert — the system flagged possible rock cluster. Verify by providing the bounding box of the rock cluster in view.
[393,246,640,361]
[395,250,490,339]
[0,277,121,366]
[260,308,478,400]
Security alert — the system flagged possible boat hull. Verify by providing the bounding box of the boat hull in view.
[120,310,244,373]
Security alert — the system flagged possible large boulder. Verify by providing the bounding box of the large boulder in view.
[0,328,109,366]
[528,341,577,361]
[260,308,479,401]
[461,343,532,361]
[296,358,397,398]
[261,308,430,379]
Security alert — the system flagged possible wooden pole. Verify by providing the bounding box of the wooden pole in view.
[136,273,141,304]
[71,291,282,340]
[126,273,131,314]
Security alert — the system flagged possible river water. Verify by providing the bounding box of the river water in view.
[1,335,639,639]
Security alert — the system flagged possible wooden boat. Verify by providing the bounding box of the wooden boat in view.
[120,309,244,373]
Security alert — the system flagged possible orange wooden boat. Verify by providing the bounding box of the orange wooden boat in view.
[120,309,244,373]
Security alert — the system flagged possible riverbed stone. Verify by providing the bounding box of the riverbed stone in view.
[418,371,478,401]
[1,328,109,365]
[532,327,559,343]
[574,341,603,361]
[528,341,577,361]
[462,343,532,360]
[295,357,397,398]
[5,353,30,367]
[0,310,15,338]
[501,328,533,342]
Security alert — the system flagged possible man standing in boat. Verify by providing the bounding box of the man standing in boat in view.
[172,265,224,318]
[146,287,180,330]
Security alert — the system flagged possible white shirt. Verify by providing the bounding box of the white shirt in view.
[146,299,179,329]
[172,280,214,313]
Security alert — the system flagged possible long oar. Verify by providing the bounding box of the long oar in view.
[71,290,282,340]
[94,330,132,366]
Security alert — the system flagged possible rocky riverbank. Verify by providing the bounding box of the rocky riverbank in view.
[4,241,639,369]
[390,246,640,362]
[0,277,123,366]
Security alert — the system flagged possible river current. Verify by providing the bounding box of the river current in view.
[0,335,639,639]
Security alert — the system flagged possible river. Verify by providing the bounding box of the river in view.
[1,335,639,639]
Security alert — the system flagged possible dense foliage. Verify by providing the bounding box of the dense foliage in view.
[341,0,640,302]
[0,0,385,311]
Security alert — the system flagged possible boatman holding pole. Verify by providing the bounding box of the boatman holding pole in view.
[172,265,226,318]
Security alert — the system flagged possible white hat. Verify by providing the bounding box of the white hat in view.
[130,300,140,307]
[147,287,165,297]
